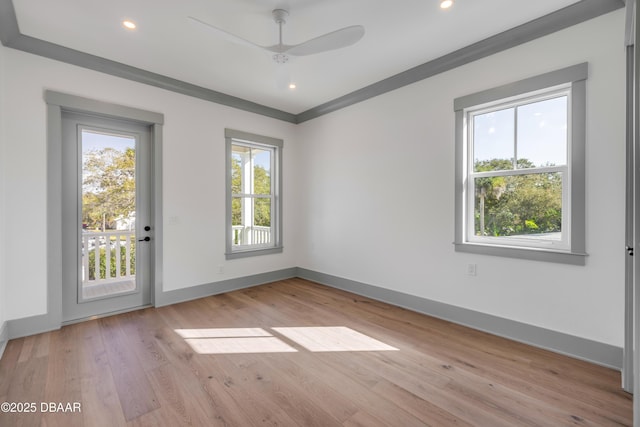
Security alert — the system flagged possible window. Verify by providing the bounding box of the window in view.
[454,64,588,265]
[225,129,283,259]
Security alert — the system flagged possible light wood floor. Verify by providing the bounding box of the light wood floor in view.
[0,278,632,426]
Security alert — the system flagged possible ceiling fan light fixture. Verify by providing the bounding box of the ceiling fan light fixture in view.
[440,0,453,9]
[273,53,290,64]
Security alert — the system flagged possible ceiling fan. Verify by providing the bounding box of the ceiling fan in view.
[188,9,365,64]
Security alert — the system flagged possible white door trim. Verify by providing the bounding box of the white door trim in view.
[45,91,163,327]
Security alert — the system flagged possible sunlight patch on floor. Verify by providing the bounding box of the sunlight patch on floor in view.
[174,326,398,354]
[175,328,297,354]
[175,328,272,338]
[272,326,399,352]
[185,337,298,354]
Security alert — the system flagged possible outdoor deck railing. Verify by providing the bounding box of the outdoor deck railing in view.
[82,230,135,284]
[232,225,271,246]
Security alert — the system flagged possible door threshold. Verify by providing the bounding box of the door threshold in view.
[61,304,154,326]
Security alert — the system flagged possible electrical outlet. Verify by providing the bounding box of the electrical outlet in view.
[467,263,477,276]
[218,265,224,274]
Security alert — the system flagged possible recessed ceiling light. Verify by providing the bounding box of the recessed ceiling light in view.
[122,20,137,30]
[440,0,453,9]
[288,83,297,90]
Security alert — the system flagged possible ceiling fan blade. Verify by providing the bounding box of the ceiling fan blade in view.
[188,16,266,51]
[285,25,365,56]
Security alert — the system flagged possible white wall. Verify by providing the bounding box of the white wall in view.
[1,45,298,320]
[296,10,626,347]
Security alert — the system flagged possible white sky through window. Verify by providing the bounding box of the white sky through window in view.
[82,130,134,153]
[473,96,567,168]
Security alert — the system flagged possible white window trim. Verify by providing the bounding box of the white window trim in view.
[225,129,283,259]
[453,63,588,265]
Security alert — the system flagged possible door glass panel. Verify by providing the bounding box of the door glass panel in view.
[81,129,137,300]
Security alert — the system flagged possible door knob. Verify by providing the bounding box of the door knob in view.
[138,236,151,242]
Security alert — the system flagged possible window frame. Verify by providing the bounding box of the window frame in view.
[454,63,588,265]
[466,87,571,250]
[225,129,283,259]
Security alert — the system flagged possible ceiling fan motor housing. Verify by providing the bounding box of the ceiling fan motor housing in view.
[272,9,289,24]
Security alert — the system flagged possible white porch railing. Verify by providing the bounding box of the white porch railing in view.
[82,230,135,284]
[232,226,271,246]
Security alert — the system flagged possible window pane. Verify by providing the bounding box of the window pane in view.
[253,148,271,195]
[231,196,246,246]
[231,146,244,194]
[254,198,271,227]
[232,197,243,226]
[517,96,567,169]
[253,198,272,244]
[474,172,562,239]
[473,108,514,172]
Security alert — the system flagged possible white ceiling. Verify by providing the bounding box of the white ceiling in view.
[12,0,584,115]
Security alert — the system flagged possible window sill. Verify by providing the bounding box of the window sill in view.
[454,242,587,265]
[225,246,283,260]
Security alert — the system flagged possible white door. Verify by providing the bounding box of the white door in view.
[61,112,153,322]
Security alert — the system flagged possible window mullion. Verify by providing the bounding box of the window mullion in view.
[513,107,518,169]
[470,165,566,179]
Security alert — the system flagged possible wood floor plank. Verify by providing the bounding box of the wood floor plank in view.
[0,340,48,427]
[16,335,36,364]
[41,324,84,427]
[117,310,169,372]
[371,380,472,427]
[0,337,23,400]
[0,279,632,426]
[342,410,389,427]
[98,315,160,421]
[77,319,128,427]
